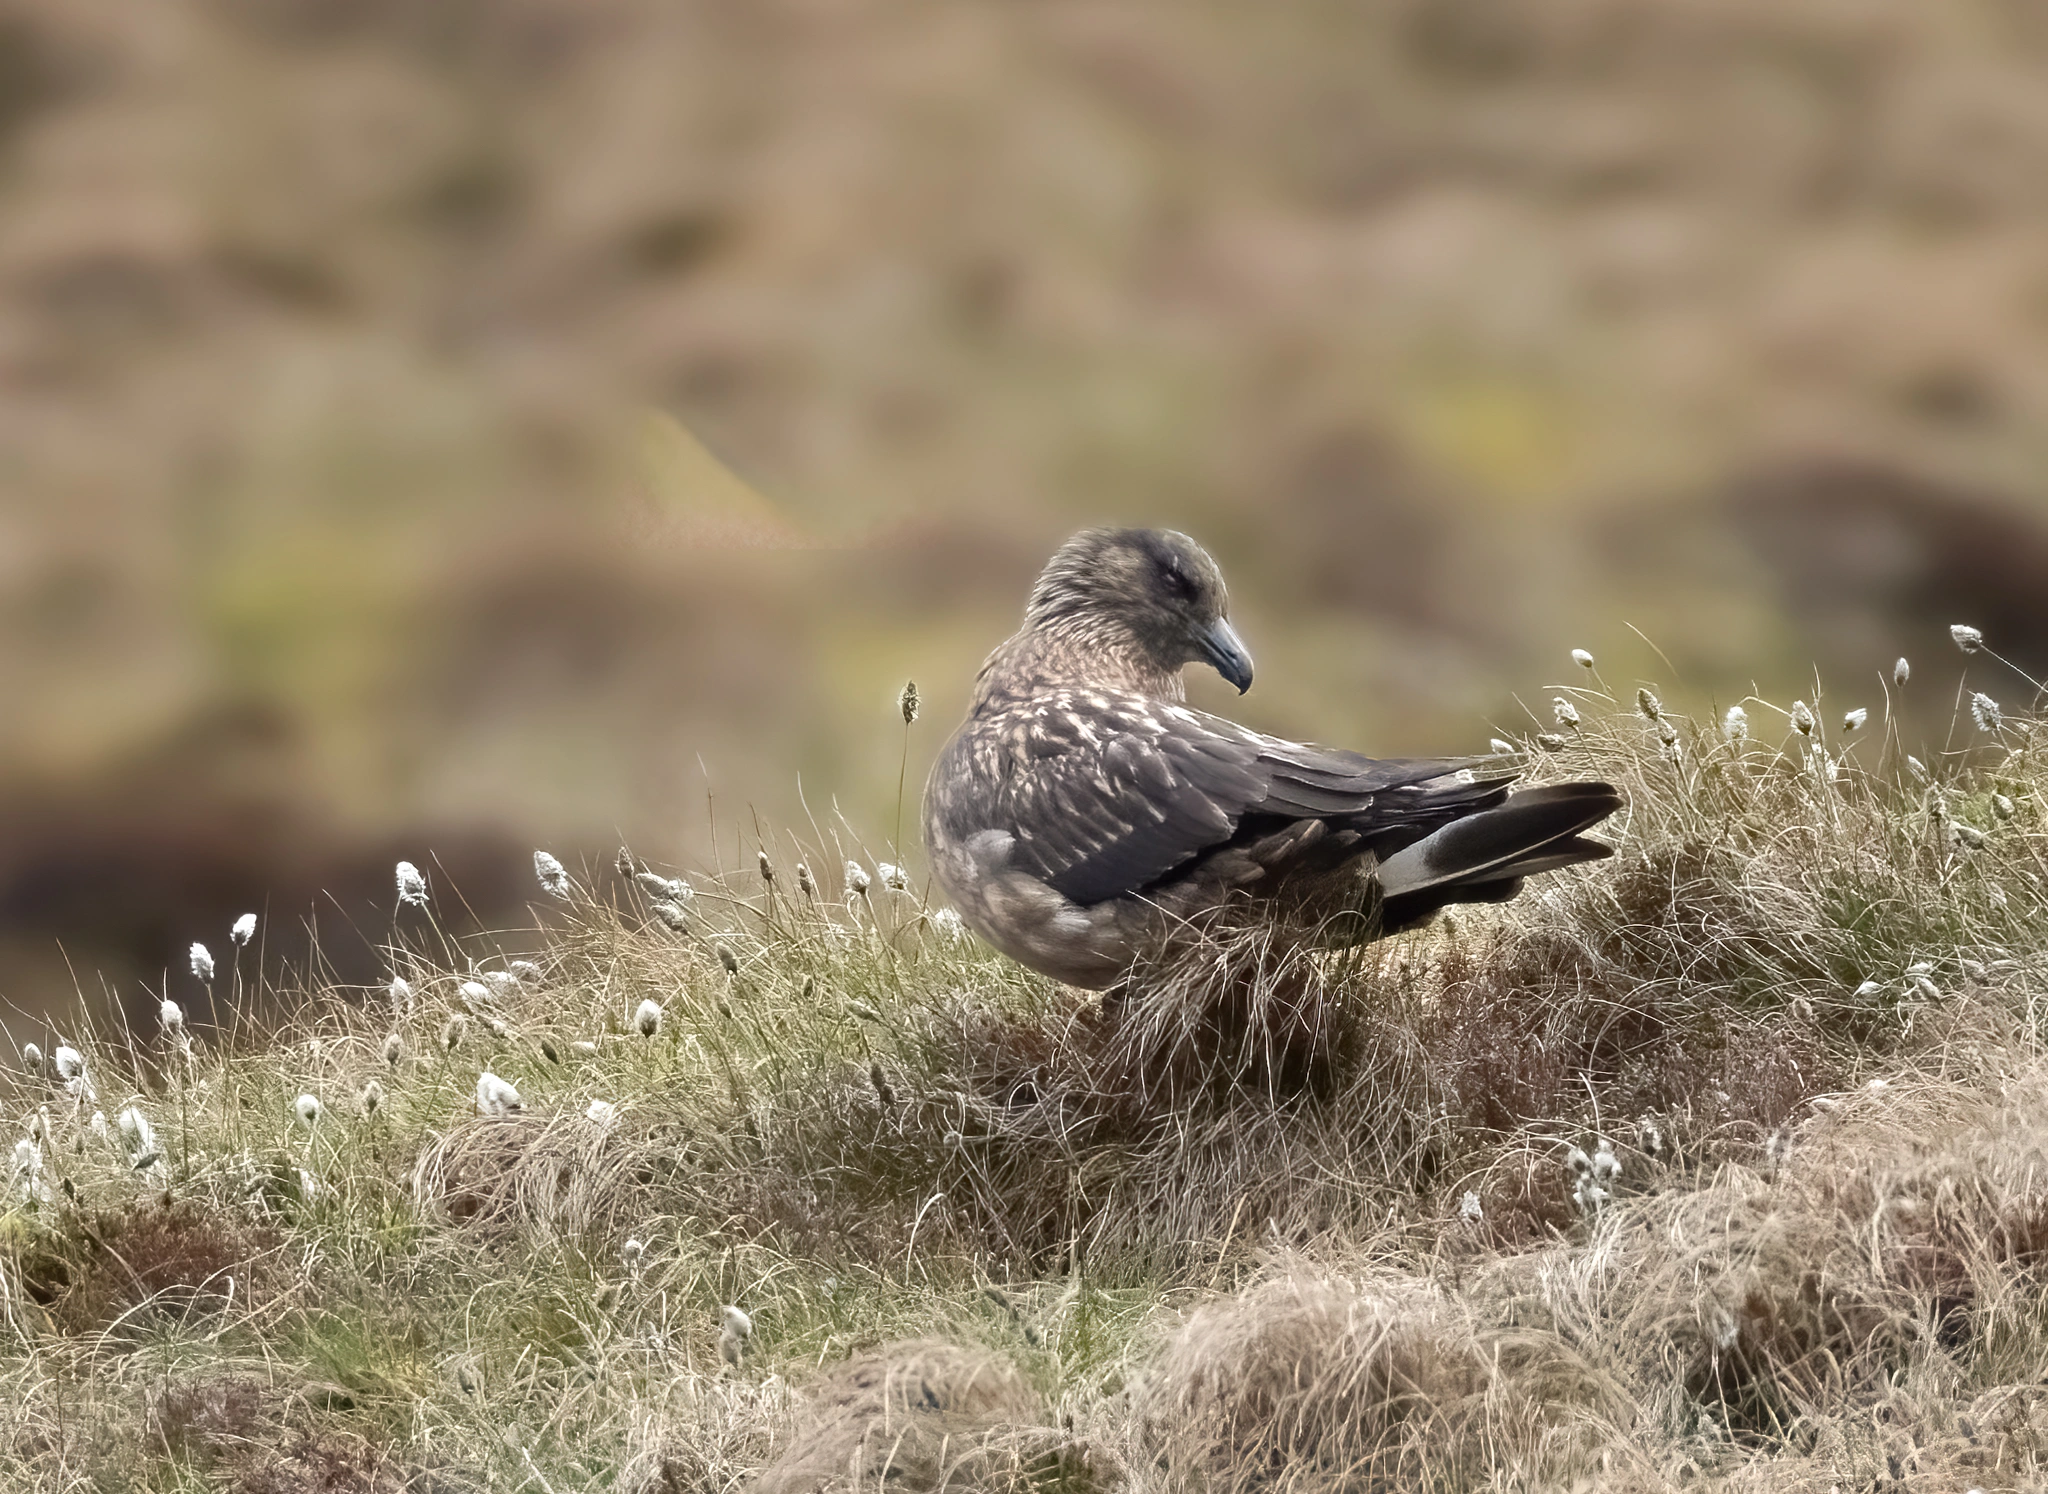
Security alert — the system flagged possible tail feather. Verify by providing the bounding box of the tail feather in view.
[1373,782,1622,900]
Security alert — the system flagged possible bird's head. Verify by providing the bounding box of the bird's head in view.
[1024,528,1255,693]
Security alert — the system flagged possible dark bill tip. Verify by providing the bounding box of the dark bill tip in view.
[1199,617,1255,694]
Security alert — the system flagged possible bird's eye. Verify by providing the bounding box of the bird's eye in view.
[1162,564,1196,601]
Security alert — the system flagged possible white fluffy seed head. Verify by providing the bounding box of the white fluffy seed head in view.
[721,1304,752,1338]
[1993,793,2016,821]
[159,999,184,1032]
[585,1099,618,1131]
[1571,649,1594,669]
[653,900,689,933]
[231,913,257,946]
[634,872,690,902]
[475,1071,522,1116]
[1894,657,1911,686]
[1636,688,1662,721]
[1459,1190,1483,1221]
[1971,692,2003,733]
[844,860,870,896]
[1952,624,1984,654]
[1722,706,1748,741]
[1553,697,1580,729]
[21,1042,42,1072]
[509,960,543,984]
[53,1046,84,1081]
[621,1237,645,1271]
[441,1015,468,1051]
[389,977,412,1010]
[396,861,429,907]
[930,907,965,942]
[1489,738,1514,754]
[189,943,215,982]
[1790,700,1815,736]
[294,1093,322,1128]
[359,1079,385,1116]
[458,980,491,1011]
[757,849,773,882]
[1843,707,1867,731]
[878,862,908,892]
[117,1106,155,1154]
[633,999,663,1038]
[795,862,815,896]
[535,851,571,899]
[382,1032,404,1066]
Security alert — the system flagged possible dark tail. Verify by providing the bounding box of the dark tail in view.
[1373,781,1622,921]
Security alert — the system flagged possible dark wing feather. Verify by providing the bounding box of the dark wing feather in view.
[936,690,1505,906]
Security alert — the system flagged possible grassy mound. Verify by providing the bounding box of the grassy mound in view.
[6,659,2048,1489]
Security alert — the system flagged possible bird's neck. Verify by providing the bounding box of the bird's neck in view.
[970,617,1185,713]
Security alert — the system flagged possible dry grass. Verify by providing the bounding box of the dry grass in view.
[7,661,2048,1489]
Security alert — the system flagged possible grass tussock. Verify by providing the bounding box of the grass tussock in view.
[9,646,2048,1488]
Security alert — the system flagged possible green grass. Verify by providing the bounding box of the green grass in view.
[9,668,2048,1490]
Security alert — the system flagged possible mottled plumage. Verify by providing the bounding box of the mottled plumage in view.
[924,528,1621,989]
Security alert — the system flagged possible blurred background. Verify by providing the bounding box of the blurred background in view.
[7,0,2048,1027]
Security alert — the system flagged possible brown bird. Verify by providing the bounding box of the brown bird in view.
[923,528,1622,989]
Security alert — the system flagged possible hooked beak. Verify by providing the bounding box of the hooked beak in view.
[1198,617,1255,694]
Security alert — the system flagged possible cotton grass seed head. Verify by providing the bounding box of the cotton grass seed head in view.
[1459,1190,1483,1221]
[1954,823,1986,850]
[634,871,690,902]
[653,900,689,933]
[844,860,870,896]
[585,1098,618,1131]
[1895,656,1911,686]
[534,850,571,899]
[1572,648,1594,669]
[633,999,663,1038]
[757,849,773,883]
[1536,733,1568,751]
[53,1046,83,1081]
[396,860,429,907]
[441,1014,467,1051]
[1489,737,1514,754]
[117,1105,155,1154]
[388,977,412,1010]
[900,679,919,724]
[1952,624,1984,653]
[382,1032,403,1066]
[795,861,814,895]
[1552,697,1579,729]
[21,1042,42,1072]
[458,980,490,1011]
[294,1093,322,1129]
[930,906,965,941]
[1636,687,1662,721]
[509,959,542,984]
[159,999,183,1032]
[1994,793,2016,820]
[1790,700,1815,736]
[1843,707,1867,731]
[1722,706,1748,741]
[1972,692,2003,732]
[230,912,257,945]
[475,1071,522,1116]
[359,1079,385,1117]
[189,943,215,981]
[879,861,908,892]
